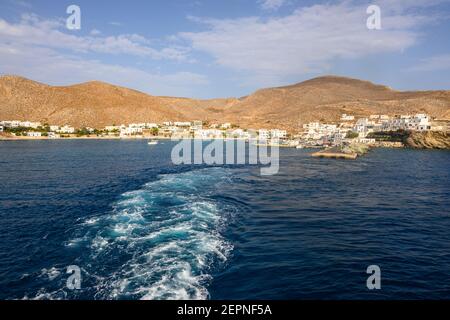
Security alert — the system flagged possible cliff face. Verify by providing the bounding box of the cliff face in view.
[405,131,450,149]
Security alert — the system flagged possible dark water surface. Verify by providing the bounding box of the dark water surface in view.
[0,140,449,299]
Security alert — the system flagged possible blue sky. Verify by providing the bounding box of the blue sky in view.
[0,0,449,98]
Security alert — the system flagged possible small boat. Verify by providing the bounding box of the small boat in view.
[147,140,158,145]
[296,145,304,149]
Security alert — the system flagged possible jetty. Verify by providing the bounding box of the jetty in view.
[311,143,371,159]
[312,147,358,159]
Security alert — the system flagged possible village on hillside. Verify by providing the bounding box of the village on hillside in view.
[1,113,449,148]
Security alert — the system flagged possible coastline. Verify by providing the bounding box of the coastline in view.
[0,136,174,141]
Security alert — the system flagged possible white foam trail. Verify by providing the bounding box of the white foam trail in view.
[66,167,236,300]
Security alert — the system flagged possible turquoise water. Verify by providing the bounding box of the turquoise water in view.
[0,140,449,299]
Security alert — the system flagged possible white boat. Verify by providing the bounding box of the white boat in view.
[296,145,304,149]
[147,140,158,145]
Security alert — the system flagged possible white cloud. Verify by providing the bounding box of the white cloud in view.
[0,13,207,97]
[408,54,450,72]
[181,1,442,87]
[90,29,102,36]
[259,0,286,11]
[8,0,32,8]
[0,14,190,61]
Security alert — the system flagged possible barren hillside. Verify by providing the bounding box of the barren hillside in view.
[0,75,448,130]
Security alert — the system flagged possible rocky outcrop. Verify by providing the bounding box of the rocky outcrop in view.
[405,131,450,149]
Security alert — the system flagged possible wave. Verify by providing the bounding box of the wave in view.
[64,167,236,300]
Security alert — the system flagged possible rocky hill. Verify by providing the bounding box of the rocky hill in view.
[1,75,449,130]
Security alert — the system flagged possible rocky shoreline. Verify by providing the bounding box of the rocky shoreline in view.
[404,131,450,150]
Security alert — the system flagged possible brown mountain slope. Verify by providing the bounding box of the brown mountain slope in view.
[219,76,450,130]
[0,75,448,130]
[0,76,208,128]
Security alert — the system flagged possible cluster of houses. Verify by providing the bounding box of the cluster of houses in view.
[0,119,288,141]
[1,114,446,147]
[300,113,446,146]
[0,121,77,138]
[105,121,288,141]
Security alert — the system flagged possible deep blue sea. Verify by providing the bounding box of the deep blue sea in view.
[0,140,449,300]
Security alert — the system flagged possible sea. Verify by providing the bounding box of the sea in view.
[0,140,449,300]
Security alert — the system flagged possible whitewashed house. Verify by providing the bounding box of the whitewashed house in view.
[383,114,430,132]
[341,114,355,121]
[120,127,143,137]
[332,132,346,145]
[191,121,203,132]
[27,132,42,137]
[303,122,337,140]
[258,129,270,140]
[358,137,376,144]
[408,114,430,131]
[58,126,75,134]
[194,129,223,139]
[270,129,287,139]
[104,126,121,132]
[354,118,375,137]
[228,129,247,139]
[20,121,41,129]
[2,120,21,128]
[174,122,191,127]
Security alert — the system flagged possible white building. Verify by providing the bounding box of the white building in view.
[358,138,376,144]
[20,121,41,129]
[332,132,346,145]
[221,123,232,129]
[1,120,21,128]
[354,118,375,137]
[174,122,191,127]
[408,114,430,131]
[227,129,248,139]
[169,127,191,138]
[191,121,203,131]
[341,114,355,121]
[383,114,431,132]
[194,129,223,139]
[270,129,287,139]
[258,129,270,140]
[303,122,337,140]
[104,126,121,132]
[129,123,146,129]
[27,132,42,137]
[58,125,75,134]
[49,125,60,132]
[120,127,143,136]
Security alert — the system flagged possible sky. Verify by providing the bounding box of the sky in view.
[0,0,449,98]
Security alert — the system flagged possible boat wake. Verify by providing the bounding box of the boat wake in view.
[64,167,236,300]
